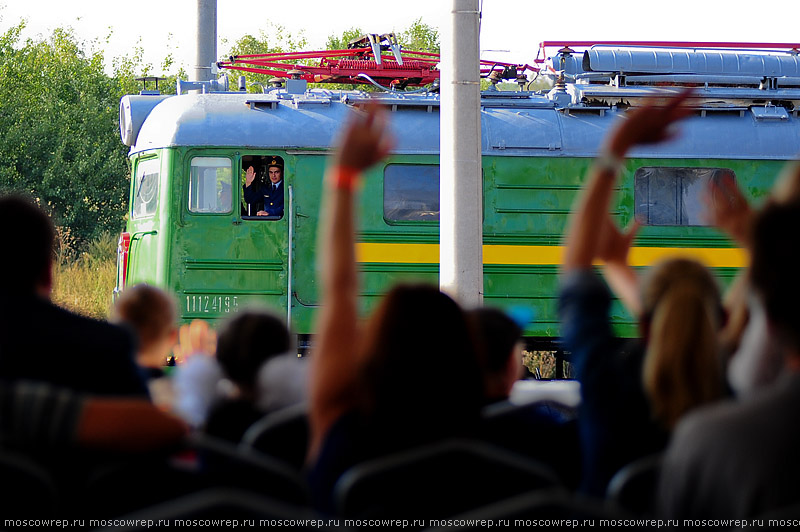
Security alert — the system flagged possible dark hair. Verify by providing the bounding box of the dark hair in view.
[357,284,484,430]
[467,307,522,374]
[215,310,292,392]
[114,284,177,350]
[0,195,55,294]
[751,202,800,350]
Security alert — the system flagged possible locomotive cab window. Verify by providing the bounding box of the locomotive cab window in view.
[132,157,160,219]
[241,155,285,220]
[634,167,736,226]
[188,157,232,214]
[383,164,440,222]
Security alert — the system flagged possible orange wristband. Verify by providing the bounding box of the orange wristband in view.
[331,166,361,191]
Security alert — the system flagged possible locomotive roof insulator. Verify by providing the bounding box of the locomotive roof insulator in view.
[487,65,521,90]
[556,47,575,72]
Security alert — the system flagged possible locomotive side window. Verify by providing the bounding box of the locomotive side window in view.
[188,157,232,214]
[634,167,736,226]
[383,164,440,222]
[241,155,285,219]
[132,157,159,219]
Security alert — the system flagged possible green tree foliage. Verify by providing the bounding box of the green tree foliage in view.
[325,27,365,51]
[0,23,132,248]
[0,23,181,250]
[396,18,439,54]
[223,23,308,93]
[113,36,185,97]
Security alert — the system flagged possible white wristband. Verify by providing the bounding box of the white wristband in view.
[594,152,625,175]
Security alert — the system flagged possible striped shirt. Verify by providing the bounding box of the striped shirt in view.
[0,381,82,447]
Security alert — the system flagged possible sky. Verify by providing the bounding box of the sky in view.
[1,0,799,78]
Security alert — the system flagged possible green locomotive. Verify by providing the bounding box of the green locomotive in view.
[116,44,800,345]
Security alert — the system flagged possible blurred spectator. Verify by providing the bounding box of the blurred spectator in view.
[660,202,800,519]
[469,306,581,487]
[468,307,525,403]
[559,91,727,496]
[169,312,307,440]
[171,319,223,428]
[706,163,800,396]
[0,380,186,453]
[205,309,306,442]
[307,105,484,511]
[113,284,179,408]
[0,195,147,396]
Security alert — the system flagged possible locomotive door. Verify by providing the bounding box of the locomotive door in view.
[178,152,289,322]
[289,154,327,329]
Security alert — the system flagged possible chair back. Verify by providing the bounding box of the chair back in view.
[606,453,664,516]
[241,403,309,469]
[0,451,59,518]
[335,439,561,520]
[193,433,310,505]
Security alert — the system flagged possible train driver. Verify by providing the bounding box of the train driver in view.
[244,158,284,218]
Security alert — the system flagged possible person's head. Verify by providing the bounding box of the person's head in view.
[750,202,800,356]
[267,159,283,184]
[467,307,524,401]
[113,284,178,367]
[215,309,292,397]
[639,258,725,430]
[357,284,484,431]
[0,195,55,297]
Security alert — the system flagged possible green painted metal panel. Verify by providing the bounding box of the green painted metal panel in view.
[165,147,290,322]
[291,154,326,314]
[122,147,773,340]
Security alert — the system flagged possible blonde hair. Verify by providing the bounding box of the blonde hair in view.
[641,259,724,430]
[114,284,177,352]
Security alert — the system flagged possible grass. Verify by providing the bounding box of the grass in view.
[523,350,573,379]
[51,232,117,320]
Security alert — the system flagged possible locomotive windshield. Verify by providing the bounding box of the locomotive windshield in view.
[132,157,160,219]
[188,157,233,214]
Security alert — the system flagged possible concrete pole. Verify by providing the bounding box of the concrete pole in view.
[194,0,217,82]
[440,0,483,306]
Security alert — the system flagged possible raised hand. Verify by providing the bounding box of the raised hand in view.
[596,216,642,315]
[245,166,256,187]
[564,91,692,273]
[335,103,393,172]
[597,216,641,267]
[172,319,217,364]
[705,174,752,246]
[605,89,694,157]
